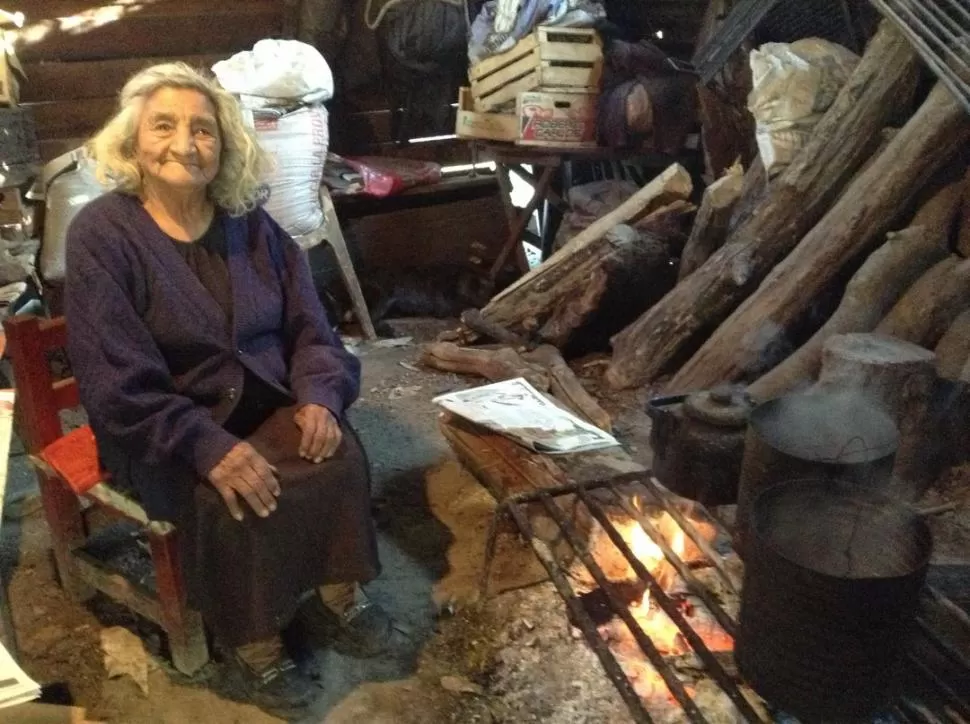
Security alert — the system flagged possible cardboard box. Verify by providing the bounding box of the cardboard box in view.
[516,90,598,148]
[454,87,518,142]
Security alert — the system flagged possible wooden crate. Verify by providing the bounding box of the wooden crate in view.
[454,87,518,142]
[470,27,602,112]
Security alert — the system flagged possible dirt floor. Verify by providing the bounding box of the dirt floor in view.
[2,318,968,723]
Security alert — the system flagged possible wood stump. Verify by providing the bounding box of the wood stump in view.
[816,333,938,501]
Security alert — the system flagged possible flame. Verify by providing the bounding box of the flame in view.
[622,520,663,566]
[606,510,731,701]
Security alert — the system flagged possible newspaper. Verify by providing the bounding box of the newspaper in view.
[0,639,40,708]
[433,378,620,454]
[0,390,37,709]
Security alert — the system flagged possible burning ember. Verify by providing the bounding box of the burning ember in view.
[588,502,739,709]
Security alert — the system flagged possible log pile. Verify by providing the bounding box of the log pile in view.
[422,18,970,474]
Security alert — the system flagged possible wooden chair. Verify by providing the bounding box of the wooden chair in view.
[2,314,209,675]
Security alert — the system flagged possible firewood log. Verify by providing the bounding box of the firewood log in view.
[459,308,528,348]
[536,225,673,349]
[816,333,938,501]
[678,162,744,280]
[665,80,969,392]
[606,22,920,390]
[747,176,959,401]
[522,345,612,432]
[726,154,766,235]
[958,167,970,257]
[420,342,550,390]
[420,341,611,429]
[694,0,756,182]
[936,309,970,381]
[478,164,693,334]
[876,256,970,349]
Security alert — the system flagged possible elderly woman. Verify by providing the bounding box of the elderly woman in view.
[64,63,387,718]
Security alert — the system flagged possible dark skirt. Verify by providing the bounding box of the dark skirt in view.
[175,405,381,648]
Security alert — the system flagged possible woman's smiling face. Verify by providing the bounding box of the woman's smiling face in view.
[135,86,222,193]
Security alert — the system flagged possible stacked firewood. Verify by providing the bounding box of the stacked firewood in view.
[426,21,970,416]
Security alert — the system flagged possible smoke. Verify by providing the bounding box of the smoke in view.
[752,387,899,465]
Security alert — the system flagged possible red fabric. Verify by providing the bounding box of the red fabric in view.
[40,425,103,494]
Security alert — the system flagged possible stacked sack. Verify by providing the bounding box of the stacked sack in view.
[213,39,334,247]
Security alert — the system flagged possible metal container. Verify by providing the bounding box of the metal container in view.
[647,386,754,506]
[735,389,898,555]
[736,478,932,721]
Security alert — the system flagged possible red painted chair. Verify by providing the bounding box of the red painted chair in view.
[3,314,208,675]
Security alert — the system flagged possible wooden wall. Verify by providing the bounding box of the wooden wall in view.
[7,0,291,162]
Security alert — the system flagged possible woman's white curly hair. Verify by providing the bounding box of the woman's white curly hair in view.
[87,62,269,216]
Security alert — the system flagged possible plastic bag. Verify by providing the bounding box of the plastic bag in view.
[212,39,334,110]
[469,0,605,65]
[747,38,859,176]
[337,155,441,197]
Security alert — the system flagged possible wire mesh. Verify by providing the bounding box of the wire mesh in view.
[871,0,970,114]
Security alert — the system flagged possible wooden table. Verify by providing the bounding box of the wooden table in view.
[475,143,678,282]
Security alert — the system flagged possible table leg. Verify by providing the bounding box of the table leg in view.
[489,164,555,282]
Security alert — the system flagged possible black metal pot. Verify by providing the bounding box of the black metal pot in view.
[735,389,899,556]
[647,386,754,506]
[736,478,932,721]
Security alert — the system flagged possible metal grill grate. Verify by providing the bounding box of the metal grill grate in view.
[480,471,970,722]
[871,0,970,114]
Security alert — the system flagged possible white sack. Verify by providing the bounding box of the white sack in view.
[748,38,859,176]
[212,39,334,110]
[251,105,329,242]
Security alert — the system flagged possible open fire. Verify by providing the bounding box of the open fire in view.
[590,501,743,713]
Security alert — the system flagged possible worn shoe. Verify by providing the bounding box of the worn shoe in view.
[300,587,394,658]
[226,639,319,720]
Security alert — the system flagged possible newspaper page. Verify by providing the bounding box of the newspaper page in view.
[0,390,37,709]
[0,640,40,708]
[433,378,620,454]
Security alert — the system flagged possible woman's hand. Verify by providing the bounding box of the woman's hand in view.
[207,442,281,521]
[294,404,342,463]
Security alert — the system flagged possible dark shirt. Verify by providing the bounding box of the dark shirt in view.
[169,214,233,323]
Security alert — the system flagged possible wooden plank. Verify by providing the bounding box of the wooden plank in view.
[8,0,269,18]
[13,1,280,63]
[470,32,538,82]
[440,413,645,498]
[39,136,85,162]
[343,191,507,271]
[21,54,228,102]
[28,96,116,141]
[471,50,539,99]
[540,41,602,63]
[539,63,601,88]
[474,69,539,111]
[73,550,162,624]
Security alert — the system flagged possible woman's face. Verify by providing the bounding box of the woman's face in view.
[135,87,222,194]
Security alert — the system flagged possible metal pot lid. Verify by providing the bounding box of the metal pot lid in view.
[684,385,753,427]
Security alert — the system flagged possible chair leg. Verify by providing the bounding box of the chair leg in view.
[319,187,378,340]
[37,473,93,601]
[148,525,209,675]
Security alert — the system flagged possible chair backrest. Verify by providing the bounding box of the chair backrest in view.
[2,315,79,454]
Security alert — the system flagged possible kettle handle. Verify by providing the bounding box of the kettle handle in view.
[646,393,688,420]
